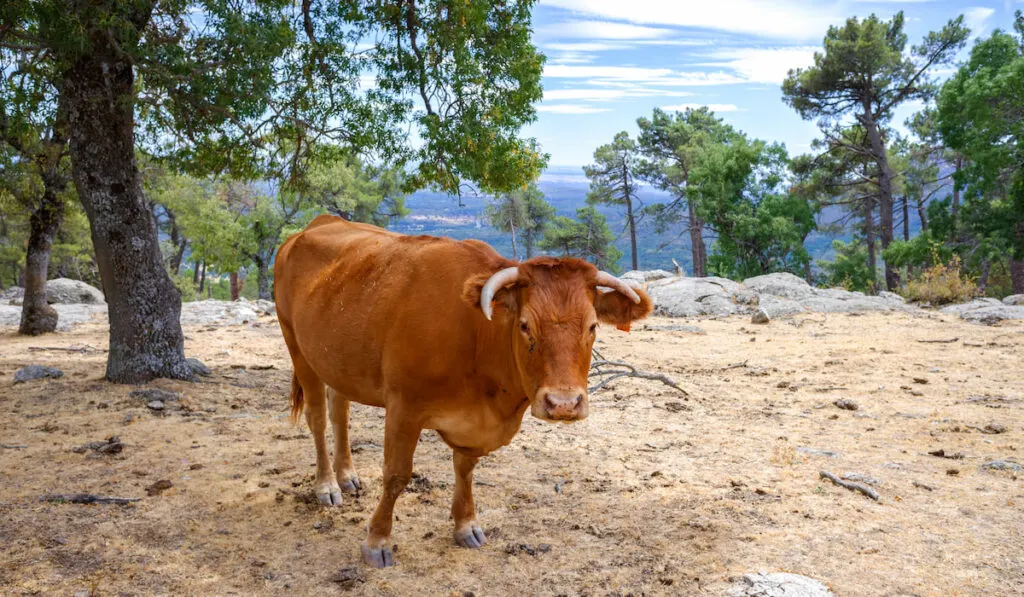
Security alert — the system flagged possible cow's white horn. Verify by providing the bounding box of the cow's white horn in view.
[480,266,520,320]
[595,271,641,304]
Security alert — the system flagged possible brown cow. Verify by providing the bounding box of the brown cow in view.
[274,215,652,567]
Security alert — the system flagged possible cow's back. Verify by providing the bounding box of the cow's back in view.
[275,215,510,407]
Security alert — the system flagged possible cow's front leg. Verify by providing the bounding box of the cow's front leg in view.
[452,451,486,548]
[362,408,420,568]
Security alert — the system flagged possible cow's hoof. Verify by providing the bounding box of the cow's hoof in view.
[454,524,487,549]
[361,541,395,568]
[339,472,362,493]
[316,482,343,506]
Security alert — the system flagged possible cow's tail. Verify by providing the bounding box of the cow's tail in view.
[289,374,305,422]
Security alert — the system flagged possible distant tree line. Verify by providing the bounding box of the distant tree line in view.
[543,10,1023,298]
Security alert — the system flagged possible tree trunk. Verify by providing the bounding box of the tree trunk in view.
[1011,257,1024,295]
[951,156,962,237]
[687,200,706,277]
[865,193,877,294]
[64,42,192,382]
[509,220,519,260]
[230,271,240,301]
[524,229,534,259]
[917,199,929,233]
[19,189,63,335]
[198,261,207,294]
[978,260,990,295]
[166,210,187,276]
[623,176,638,271]
[862,110,898,290]
[256,258,272,300]
[902,196,910,241]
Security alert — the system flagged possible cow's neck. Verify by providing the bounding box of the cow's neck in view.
[475,314,531,421]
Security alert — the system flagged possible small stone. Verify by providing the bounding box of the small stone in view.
[728,572,835,597]
[797,447,840,458]
[751,309,770,324]
[13,365,64,384]
[330,566,365,589]
[146,479,173,496]
[980,459,1021,472]
[147,400,165,411]
[833,399,858,411]
[982,424,1007,434]
[130,388,179,402]
[186,357,212,377]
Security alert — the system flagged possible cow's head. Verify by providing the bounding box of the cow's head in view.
[465,258,652,423]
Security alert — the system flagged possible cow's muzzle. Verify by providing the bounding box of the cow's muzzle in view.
[533,387,589,422]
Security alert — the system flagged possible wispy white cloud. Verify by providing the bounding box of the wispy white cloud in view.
[543,87,694,101]
[850,0,933,3]
[536,104,614,114]
[544,64,746,86]
[543,42,631,52]
[963,7,996,37]
[660,103,742,113]
[537,20,674,40]
[537,0,842,40]
[696,47,819,85]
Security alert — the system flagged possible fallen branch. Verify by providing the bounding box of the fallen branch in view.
[720,360,749,371]
[42,493,141,506]
[589,358,688,395]
[1,444,28,449]
[916,337,958,344]
[819,471,879,501]
[28,344,107,354]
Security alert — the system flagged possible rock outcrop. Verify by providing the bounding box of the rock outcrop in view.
[646,272,908,318]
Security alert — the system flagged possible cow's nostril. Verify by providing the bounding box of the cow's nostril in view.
[573,394,583,407]
[543,394,557,411]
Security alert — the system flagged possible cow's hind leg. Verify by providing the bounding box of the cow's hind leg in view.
[452,451,486,548]
[297,370,342,506]
[362,405,420,568]
[327,387,361,493]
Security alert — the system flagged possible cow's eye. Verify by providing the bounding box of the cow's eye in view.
[520,321,530,334]
[589,322,598,334]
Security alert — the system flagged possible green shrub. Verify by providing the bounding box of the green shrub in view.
[902,255,977,305]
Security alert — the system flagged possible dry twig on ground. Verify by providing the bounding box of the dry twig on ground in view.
[820,471,880,501]
[589,349,688,395]
[42,494,141,506]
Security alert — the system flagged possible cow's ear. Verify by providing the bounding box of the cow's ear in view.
[463,272,519,318]
[594,286,653,332]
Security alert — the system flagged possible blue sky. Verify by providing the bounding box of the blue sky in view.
[524,0,1022,169]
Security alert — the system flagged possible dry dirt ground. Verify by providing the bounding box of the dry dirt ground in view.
[1,311,1022,596]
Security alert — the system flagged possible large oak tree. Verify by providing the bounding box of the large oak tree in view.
[1,0,546,382]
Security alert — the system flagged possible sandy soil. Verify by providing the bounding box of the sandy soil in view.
[1,311,1022,596]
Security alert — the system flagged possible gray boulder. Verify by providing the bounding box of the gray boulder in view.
[238,297,276,316]
[14,365,64,384]
[757,294,806,318]
[728,572,835,597]
[620,269,676,283]
[647,276,742,317]
[1003,294,1024,306]
[0,303,107,330]
[0,286,24,305]
[742,272,816,300]
[941,300,1024,324]
[46,278,105,304]
[180,300,259,325]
